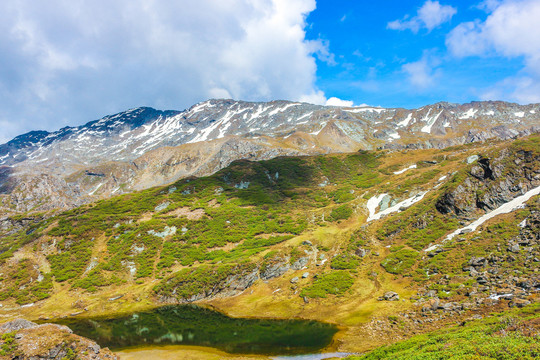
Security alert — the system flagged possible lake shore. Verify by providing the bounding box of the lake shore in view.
[116,345,270,360]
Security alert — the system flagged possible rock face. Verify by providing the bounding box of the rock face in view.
[0,99,539,214]
[436,147,540,218]
[159,256,313,304]
[0,319,117,359]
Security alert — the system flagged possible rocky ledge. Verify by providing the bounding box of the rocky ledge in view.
[0,319,117,360]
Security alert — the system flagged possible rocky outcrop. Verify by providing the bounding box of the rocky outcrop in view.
[436,148,540,218]
[260,253,310,280]
[0,319,117,359]
[158,252,312,304]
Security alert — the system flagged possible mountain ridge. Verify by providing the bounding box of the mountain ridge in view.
[0,99,539,214]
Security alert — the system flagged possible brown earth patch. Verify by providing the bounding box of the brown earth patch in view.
[167,207,206,220]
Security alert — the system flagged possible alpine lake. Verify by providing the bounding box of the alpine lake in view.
[52,304,339,356]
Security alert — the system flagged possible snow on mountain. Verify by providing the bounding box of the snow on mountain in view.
[0,99,539,213]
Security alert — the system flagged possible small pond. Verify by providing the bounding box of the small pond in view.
[54,305,339,355]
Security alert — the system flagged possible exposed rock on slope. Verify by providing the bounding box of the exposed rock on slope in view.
[0,319,117,359]
[436,143,540,217]
[1,99,539,214]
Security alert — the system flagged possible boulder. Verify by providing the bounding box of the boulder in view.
[381,291,400,301]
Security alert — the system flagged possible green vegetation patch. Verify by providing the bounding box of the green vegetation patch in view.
[330,254,360,270]
[348,305,540,360]
[329,204,353,222]
[300,271,354,298]
[0,332,17,356]
[0,258,53,304]
[381,247,419,275]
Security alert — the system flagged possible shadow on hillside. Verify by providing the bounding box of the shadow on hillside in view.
[0,166,16,194]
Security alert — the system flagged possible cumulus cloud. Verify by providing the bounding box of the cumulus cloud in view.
[446,0,540,103]
[388,1,457,33]
[325,97,354,107]
[0,0,329,142]
[402,52,441,89]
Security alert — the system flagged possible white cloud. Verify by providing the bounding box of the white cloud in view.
[388,1,457,33]
[325,97,354,107]
[0,0,329,142]
[446,0,540,103]
[299,90,327,105]
[402,52,441,89]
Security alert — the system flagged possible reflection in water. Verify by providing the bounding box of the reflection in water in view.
[54,305,338,355]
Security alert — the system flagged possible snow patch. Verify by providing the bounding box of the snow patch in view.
[296,111,313,124]
[346,107,385,114]
[397,113,412,127]
[188,117,225,143]
[421,110,443,134]
[310,122,327,135]
[388,131,400,140]
[367,191,428,222]
[393,164,417,175]
[268,103,300,116]
[514,111,524,118]
[366,194,387,219]
[424,244,440,252]
[88,183,103,196]
[489,293,513,300]
[459,108,478,119]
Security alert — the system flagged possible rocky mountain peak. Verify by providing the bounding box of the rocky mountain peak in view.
[0,99,538,213]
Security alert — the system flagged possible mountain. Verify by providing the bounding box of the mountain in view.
[0,134,538,357]
[0,99,539,214]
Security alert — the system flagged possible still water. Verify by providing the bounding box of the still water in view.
[55,305,339,355]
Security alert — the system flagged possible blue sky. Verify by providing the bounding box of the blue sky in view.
[306,0,532,108]
[1,0,539,142]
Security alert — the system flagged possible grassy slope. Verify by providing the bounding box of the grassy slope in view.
[348,305,540,360]
[0,135,538,355]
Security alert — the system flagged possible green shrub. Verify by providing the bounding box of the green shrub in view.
[348,305,540,360]
[300,271,354,298]
[381,247,419,275]
[0,332,17,356]
[329,205,353,222]
[331,254,360,270]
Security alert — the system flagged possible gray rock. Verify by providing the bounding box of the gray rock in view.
[154,201,170,212]
[382,291,400,301]
[290,277,299,284]
[508,243,520,253]
[302,272,310,279]
[469,257,487,267]
[260,259,290,280]
[379,194,392,212]
[0,319,36,333]
[291,257,309,270]
[355,247,367,257]
[467,155,480,164]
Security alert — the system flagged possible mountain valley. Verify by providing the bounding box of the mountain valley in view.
[0,101,539,358]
